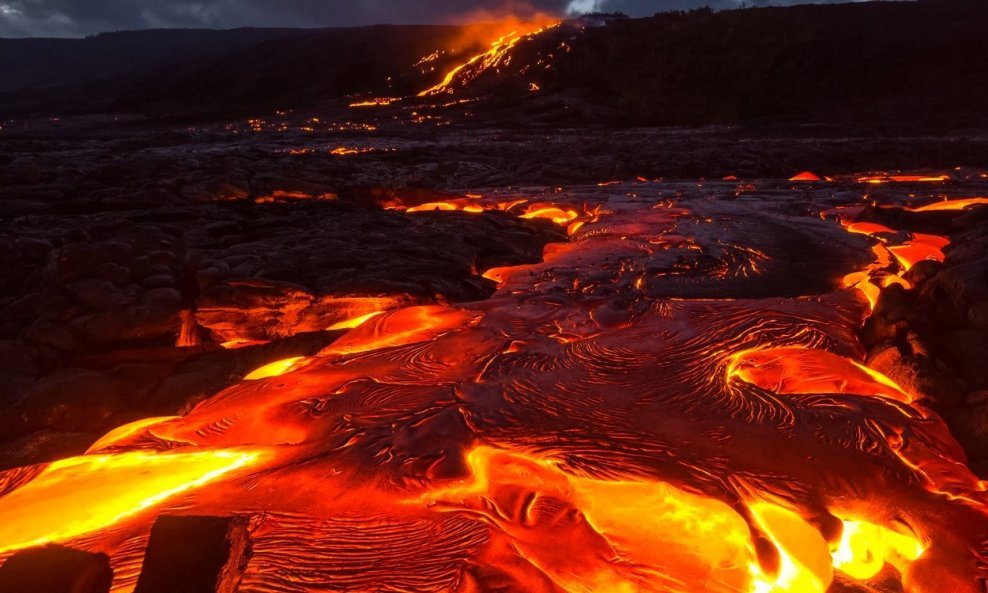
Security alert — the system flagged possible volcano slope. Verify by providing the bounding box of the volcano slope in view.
[1,169,987,593]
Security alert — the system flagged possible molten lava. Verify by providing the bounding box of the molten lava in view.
[418,18,558,97]
[348,97,401,108]
[243,357,305,380]
[326,310,386,331]
[175,309,199,347]
[0,176,985,593]
[840,219,950,308]
[906,197,988,212]
[0,449,261,554]
[832,520,926,581]
[857,173,951,184]
[519,205,580,225]
[727,346,913,403]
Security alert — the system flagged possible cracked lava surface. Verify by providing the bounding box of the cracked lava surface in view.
[0,177,986,593]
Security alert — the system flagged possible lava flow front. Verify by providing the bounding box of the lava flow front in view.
[0,177,986,593]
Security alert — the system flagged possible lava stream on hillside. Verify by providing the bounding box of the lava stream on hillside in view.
[0,179,986,593]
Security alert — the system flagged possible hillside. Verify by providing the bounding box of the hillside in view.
[1,1,987,126]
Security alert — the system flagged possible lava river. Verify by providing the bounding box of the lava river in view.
[0,179,986,593]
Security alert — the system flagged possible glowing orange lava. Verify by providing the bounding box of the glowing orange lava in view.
[326,310,386,330]
[831,520,925,581]
[406,201,484,213]
[727,346,913,403]
[330,147,374,156]
[321,305,478,357]
[519,205,580,225]
[858,174,951,184]
[175,309,199,347]
[244,356,305,380]
[0,449,261,554]
[418,19,558,97]
[840,219,949,307]
[348,97,401,108]
[0,177,984,593]
[220,338,270,349]
[87,417,179,452]
[907,197,988,212]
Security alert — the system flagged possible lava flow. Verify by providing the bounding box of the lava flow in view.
[418,18,558,97]
[0,178,986,593]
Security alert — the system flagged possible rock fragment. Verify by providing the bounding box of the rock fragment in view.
[0,544,112,593]
[134,515,252,593]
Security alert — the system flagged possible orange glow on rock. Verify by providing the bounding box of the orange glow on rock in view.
[789,171,823,182]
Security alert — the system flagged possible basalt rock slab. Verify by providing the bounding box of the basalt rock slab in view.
[0,544,112,593]
[134,515,252,593]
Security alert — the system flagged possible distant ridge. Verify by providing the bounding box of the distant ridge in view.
[1,1,986,127]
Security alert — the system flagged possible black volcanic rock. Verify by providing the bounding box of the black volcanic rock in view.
[0,544,113,593]
[522,2,988,126]
[134,515,252,593]
[0,25,473,118]
[0,154,562,469]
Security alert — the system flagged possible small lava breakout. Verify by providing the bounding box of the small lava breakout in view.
[1,2,988,593]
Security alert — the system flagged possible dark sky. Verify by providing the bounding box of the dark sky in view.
[0,0,842,38]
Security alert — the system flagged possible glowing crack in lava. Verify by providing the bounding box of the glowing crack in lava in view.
[0,178,986,593]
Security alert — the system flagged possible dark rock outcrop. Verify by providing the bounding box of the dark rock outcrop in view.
[134,515,252,593]
[0,544,113,593]
[858,205,988,475]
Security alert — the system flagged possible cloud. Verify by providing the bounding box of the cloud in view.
[0,0,577,36]
[0,0,840,38]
